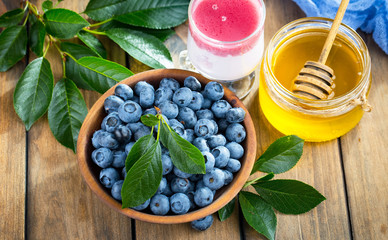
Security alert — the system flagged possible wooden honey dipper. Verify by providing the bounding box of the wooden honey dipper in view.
[292,0,349,100]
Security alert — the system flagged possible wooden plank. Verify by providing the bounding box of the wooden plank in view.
[243,0,351,239]
[26,1,132,239]
[340,34,388,239]
[0,2,26,239]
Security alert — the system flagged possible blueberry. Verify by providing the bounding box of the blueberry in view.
[125,141,136,155]
[188,91,204,111]
[170,193,191,214]
[126,122,145,133]
[131,95,140,104]
[190,174,203,182]
[157,177,168,194]
[132,199,150,211]
[177,107,197,129]
[150,194,170,215]
[203,168,225,190]
[143,108,157,116]
[114,125,132,143]
[225,142,244,159]
[211,100,232,118]
[186,190,196,210]
[139,87,155,108]
[173,167,192,179]
[184,129,195,143]
[193,137,210,152]
[162,183,173,197]
[134,81,154,96]
[217,118,229,133]
[194,119,216,139]
[92,147,113,168]
[223,170,233,185]
[204,82,224,101]
[194,187,214,207]
[98,131,119,149]
[115,84,133,100]
[112,150,126,168]
[207,134,226,148]
[159,77,180,91]
[169,119,186,138]
[104,95,124,114]
[171,177,191,193]
[158,100,179,119]
[173,87,193,107]
[162,154,173,175]
[191,215,214,231]
[99,168,120,188]
[122,166,127,178]
[118,100,142,123]
[184,76,202,91]
[211,146,230,168]
[209,119,218,134]
[101,112,122,132]
[226,107,246,123]
[226,158,241,173]
[201,97,213,109]
[92,129,104,148]
[111,180,123,201]
[134,124,151,141]
[202,151,215,173]
[155,87,174,106]
[196,109,214,120]
[225,123,246,143]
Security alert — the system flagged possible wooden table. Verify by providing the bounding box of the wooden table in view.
[1,0,387,239]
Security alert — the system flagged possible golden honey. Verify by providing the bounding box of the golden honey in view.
[259,18,371,142]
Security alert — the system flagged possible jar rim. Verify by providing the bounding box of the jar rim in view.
[264,17,371,109]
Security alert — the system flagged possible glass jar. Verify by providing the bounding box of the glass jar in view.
[259,17,372,142]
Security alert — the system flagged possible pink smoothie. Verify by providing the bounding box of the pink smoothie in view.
[192,0,260,42]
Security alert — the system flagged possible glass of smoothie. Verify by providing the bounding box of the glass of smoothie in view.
[181,0,266,98]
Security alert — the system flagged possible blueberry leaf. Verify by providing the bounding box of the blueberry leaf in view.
[218,197,236,222]
[48,78,88,152]
[121,140,162,208]
[77,30,107,58]
[160,122,206,174]
[84,0,129,21]
[0,8,25,27]
[252,179,326,214]
[125,134,156,171]
[29,20,46,57]
[13,57,54,130]
[42,0,53,12]
[141,114,160,127]
[239,191,277,240]
[43,8,89,39]
[0,25,27,72]
[76,56,133,93]
[106,28,173,69]
[251,135,304,174]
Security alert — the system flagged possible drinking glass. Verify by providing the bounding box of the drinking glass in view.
[180,0,266,98]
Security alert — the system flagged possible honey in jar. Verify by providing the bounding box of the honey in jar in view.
[259,18,371,142]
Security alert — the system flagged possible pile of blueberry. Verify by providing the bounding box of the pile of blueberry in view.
[90,76,246,231]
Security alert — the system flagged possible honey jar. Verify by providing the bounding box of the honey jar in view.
[259,18,372,142]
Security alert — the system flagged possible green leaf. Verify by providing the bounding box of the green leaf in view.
[239,191,277,240]
[42,1,53,12]
[141,114,159,127]
[48,78,88,152]
[251,135,304,174]
[125,134,155,171]
[252,180,326,215]
[0,25,27,72]
[160,123,206,174]
[13,57,54,130]
[121,140,162,208]
[77,30,107,58]
[218,197,235,222]
[114,0,189,29]
[29,21,46,57]
[84,0,128,21]
[0,8,25,27]
[60,42,99,90]
[106,28,173,69]
[76,56,134,93]
[43,8,89,39]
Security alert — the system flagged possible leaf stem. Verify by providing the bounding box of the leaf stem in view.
[89,18,112,28]
[22,11,29,26]
[156,121,161,141]
[43,43,50,57]
[82,28,107,36]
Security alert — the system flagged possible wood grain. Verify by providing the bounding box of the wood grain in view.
[26,1,132,239]
[0,1,26,239]
[340,34,388,240]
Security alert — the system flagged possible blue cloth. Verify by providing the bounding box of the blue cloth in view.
[292,0,388,54]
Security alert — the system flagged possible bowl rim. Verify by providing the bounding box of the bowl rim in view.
[77,68,257,224]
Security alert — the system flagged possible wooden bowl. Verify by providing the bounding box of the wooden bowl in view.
[77,69,256,224]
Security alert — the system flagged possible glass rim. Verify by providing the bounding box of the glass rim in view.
[188,0,266,45]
